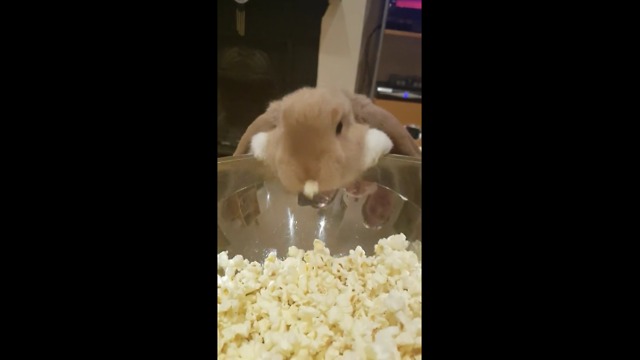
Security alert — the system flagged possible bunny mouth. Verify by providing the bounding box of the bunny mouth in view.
[301,180,343,200]
[297,189,340,209]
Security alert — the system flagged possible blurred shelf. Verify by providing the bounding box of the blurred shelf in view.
[373,98,422,127]
[384,29,422,39]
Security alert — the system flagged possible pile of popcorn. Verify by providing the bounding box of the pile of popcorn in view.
[217,234,422,359]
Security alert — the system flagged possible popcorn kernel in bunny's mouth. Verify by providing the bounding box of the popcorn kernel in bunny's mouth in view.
[298,189,339,208]
[303,180,319,199]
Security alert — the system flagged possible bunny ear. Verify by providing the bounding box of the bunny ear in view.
[348,93,422,158]
[232,102,281,156]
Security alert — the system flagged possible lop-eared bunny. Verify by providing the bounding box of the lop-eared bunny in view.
[233,87,420,198]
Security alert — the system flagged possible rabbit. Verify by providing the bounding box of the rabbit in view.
[233,87,421,198]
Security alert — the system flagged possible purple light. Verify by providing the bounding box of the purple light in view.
[403,91,409,99]
[396,0,422,10]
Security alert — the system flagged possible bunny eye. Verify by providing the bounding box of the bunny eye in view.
[336,121,343,135]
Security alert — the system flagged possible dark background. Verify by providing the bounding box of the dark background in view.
[216,0,329,156]
[4,0,611,358]
[217,0,328,94]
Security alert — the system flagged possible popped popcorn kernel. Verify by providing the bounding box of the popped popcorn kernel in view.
[217,234,422,359]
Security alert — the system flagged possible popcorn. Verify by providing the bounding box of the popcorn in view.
[217,234,422,359]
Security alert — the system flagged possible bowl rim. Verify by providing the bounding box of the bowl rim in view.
[217,154,421,165]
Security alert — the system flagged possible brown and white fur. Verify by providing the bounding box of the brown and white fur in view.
[233,87,420,198]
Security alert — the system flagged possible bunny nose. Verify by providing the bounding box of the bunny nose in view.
[303,180,319,199]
